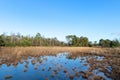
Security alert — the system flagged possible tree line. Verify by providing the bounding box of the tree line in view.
[0,33,65,46]
[0,33,120,47]
[66,35,120,47]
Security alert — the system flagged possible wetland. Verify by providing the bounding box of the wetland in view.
[0,47,120,80]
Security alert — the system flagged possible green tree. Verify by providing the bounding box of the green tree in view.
[66,35,89,47]
[66,35,75,46]
[110,39,120,47]
[99,39,111,47]
[34,33,42,46]
[0,36,5,46]
[88,41,93,47]
[79,36,89,46]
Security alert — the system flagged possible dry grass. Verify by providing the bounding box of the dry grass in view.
[0,47,119,66]
[0,47,120,56]
[0,47,120,63]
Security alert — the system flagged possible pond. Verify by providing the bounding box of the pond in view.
[0,52,112,80]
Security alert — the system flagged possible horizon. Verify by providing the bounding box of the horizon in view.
[0,0,120,42]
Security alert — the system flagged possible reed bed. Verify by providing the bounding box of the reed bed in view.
[0,47,120,56]
[0,47,119,66]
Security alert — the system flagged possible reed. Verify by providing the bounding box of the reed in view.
[0,47,120,57]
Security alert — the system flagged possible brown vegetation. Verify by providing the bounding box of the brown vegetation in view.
[0,47,120,56]
[5,75,13,79]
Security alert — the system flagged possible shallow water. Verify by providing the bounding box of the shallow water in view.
[0,52,112,80]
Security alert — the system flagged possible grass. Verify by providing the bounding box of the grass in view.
[0,47,120,55]
[0,47,119,65]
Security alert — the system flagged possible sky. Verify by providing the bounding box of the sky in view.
[0,0,120,42]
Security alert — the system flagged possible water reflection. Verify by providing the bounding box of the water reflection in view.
[0,52,112,80]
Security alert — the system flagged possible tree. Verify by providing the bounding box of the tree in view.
[0,36,5,46]
[66,35,89,47]
[35,33,41,39]
[66,35,75,46]
[34,33,42,46]
[99,39,111,47]
[0,32,119,47]
[93,41,98,46]
[20,37,32,46]
[78,36,89,47]
[110,39,120,47]
[88,41,93,47]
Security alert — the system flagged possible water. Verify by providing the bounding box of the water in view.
[0,52,112,80]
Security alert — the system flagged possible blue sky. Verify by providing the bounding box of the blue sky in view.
[0,0,120,42]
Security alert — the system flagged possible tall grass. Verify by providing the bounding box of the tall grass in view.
[0,47,120,56]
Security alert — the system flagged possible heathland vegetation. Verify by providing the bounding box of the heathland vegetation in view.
[0,33,120,47]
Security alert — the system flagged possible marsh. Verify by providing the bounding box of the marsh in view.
[0,47,120,80]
